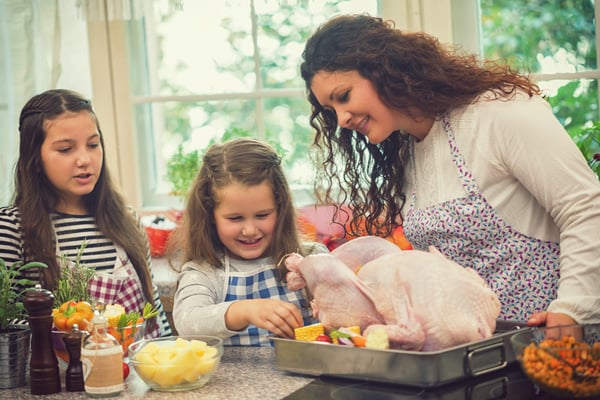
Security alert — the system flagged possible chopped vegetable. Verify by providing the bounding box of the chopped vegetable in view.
[336,327,367,347]
[521,336,600,397]
[294,323,325,341]
[346,326,361,335]
[98,302,158,355]
[315,334,332,343]
[328,329,348,345]
[365,327,389,350]
[104,304,126,326]
[350,335,367,347]
[142,302,160,320]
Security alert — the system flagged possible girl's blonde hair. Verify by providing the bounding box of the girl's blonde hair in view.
[173,137,301,279]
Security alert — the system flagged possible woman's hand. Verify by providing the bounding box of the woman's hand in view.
[225,299,304,339]
[527,311,577,328]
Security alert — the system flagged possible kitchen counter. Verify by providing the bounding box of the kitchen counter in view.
[0,346,312,399]
[1,262,551,399]
[2,345,553,400]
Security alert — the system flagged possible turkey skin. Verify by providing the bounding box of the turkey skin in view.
[285,236,501,351]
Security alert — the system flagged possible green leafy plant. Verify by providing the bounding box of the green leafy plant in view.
[165,127,287,203]
[0,258,47,330]
[570,122,600,179]
[166,145,201,201]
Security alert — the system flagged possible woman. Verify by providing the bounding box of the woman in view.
[300,14,600,328]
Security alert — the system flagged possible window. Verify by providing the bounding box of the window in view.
[3,1,585,210]
[481,0,598,131]
[117,0,598,210]
[122,0,378,209]
[453,0,599,133]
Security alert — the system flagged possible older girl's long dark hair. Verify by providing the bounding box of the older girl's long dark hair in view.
[300,14,540,236]
[15,89,155,303]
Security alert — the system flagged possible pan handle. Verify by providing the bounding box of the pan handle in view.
[465,341,508,376]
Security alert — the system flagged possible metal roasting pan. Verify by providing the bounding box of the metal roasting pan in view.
[272,320,530,388]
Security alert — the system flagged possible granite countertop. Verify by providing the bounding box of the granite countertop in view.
[0,347,312,399]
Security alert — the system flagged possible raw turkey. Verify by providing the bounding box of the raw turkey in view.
[285,236,501,351]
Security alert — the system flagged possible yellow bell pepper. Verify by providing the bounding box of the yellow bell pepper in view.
[52,300,94,332]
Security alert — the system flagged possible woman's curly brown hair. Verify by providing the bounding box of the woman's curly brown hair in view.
[300,14,540,237]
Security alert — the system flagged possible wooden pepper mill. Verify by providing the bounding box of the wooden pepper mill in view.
[63,324,85,392]
[23,284,61,395]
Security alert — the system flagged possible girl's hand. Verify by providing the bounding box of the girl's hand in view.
[226,299,304,339]
[527,311,577,328]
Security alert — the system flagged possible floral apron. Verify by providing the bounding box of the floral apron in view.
[56,241,160,338]
[402,114,560,321]
[221,253,313,346]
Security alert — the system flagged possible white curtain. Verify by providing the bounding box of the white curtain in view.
[0,0,59,205]
[0,0,92,206]
[76,0,182,21]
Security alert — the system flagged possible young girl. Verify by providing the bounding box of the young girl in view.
[300,15,600,328]
[172,138,327,346]
[0,89,171,337]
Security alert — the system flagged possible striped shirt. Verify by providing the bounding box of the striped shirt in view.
[0,206,172,336]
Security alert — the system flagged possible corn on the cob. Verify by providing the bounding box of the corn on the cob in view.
[294,323,325,341]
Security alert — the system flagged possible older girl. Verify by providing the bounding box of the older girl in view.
[0,89,171,337]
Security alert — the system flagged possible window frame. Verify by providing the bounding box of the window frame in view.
[88,0,448,210]
[87,0,599,211]
[451,0,600,113]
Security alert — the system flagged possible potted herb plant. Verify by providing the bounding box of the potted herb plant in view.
[165,127,285,203]
[0,257,47,388]
[166,144,201,203]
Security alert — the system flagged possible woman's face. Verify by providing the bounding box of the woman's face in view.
[311,70,432,142]
[213,181,278,260]
[40,111,103,214]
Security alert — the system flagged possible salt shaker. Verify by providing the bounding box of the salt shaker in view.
[23,284,61,394]
[63,323,85,392]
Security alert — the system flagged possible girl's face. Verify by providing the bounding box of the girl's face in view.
[310,70,432,143]
[213,181,278,260]
[40,111,103,214]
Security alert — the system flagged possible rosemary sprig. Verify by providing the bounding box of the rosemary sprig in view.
[54,241,96,305]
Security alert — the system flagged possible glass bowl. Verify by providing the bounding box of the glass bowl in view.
[510,324,600,399]
[107,321,145,357]
[51,329,69,368]
[128,335,223,392]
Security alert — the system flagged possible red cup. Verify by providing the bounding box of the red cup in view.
[145,226,174,257]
